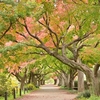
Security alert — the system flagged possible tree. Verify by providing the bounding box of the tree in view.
[1,0,100,95]
[44,55,77,89]
[0,41,43,89]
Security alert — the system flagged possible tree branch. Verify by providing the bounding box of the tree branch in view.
[38,16,59,48]
[65,31,95,48]
[72,0,81,4]
[23,19,43,44]
[94,41,100,48]
[12,73,22,82]
[0,21,12,39]
[47,65,62,76]
[16,31,28,39]
[77,44,91,51]
[38,20,57,47]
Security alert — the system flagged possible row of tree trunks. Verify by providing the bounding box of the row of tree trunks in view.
[57,70,85,92]
[13,71,46,90]
[28,71,45,87]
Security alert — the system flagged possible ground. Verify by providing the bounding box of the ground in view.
[16,84,77,100]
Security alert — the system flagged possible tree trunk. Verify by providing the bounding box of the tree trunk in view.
[68,69,76,89]
[92,76,100,96]
[20,77,26,90]
[57,76,61,86]
[33,76,38,86]
[61,76,65,86]
[78,70,84,92]
[41,80,45,85]
[28,72,32,84]
[68,75,74,89]
[37,80,41,86]
[61,73,68,87]
[85,68,100,96]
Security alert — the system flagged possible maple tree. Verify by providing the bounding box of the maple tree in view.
[0,41,45,89]
[1,0,100,96]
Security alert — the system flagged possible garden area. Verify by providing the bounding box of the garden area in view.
[0,0,100,100]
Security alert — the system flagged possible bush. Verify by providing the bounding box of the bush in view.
[83,91,91,98]
[35,85,39,88]
[76,90,91,99]
[26,83,36,90]
[0,74,12,96]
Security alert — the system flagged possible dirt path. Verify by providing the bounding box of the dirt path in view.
[16,84,77,100]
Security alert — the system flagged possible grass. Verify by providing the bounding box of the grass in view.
[78,95,100,100]
[60,87,100,100]
[0,95,16,100]
[76,94,100,100]
[0,89,36,100]
[60,86,78,94]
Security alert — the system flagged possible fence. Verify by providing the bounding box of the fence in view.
[4,88,29,100]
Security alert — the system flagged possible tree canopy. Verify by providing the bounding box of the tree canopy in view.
[1,0,100,96]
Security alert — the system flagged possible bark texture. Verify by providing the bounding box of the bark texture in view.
[78,70,84,92]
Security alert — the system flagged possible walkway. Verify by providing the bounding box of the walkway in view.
[16,84,77,100]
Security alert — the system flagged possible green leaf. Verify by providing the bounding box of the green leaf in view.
[4,34,16,41]
[43,2,54,13]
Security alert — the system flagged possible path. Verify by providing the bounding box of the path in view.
[16,84,77,100]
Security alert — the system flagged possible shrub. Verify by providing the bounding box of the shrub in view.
[35,85,39,88]
[83,91,91,98]
[26,83,36,90]
[0,74,12,96]
[76,90,91,99]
